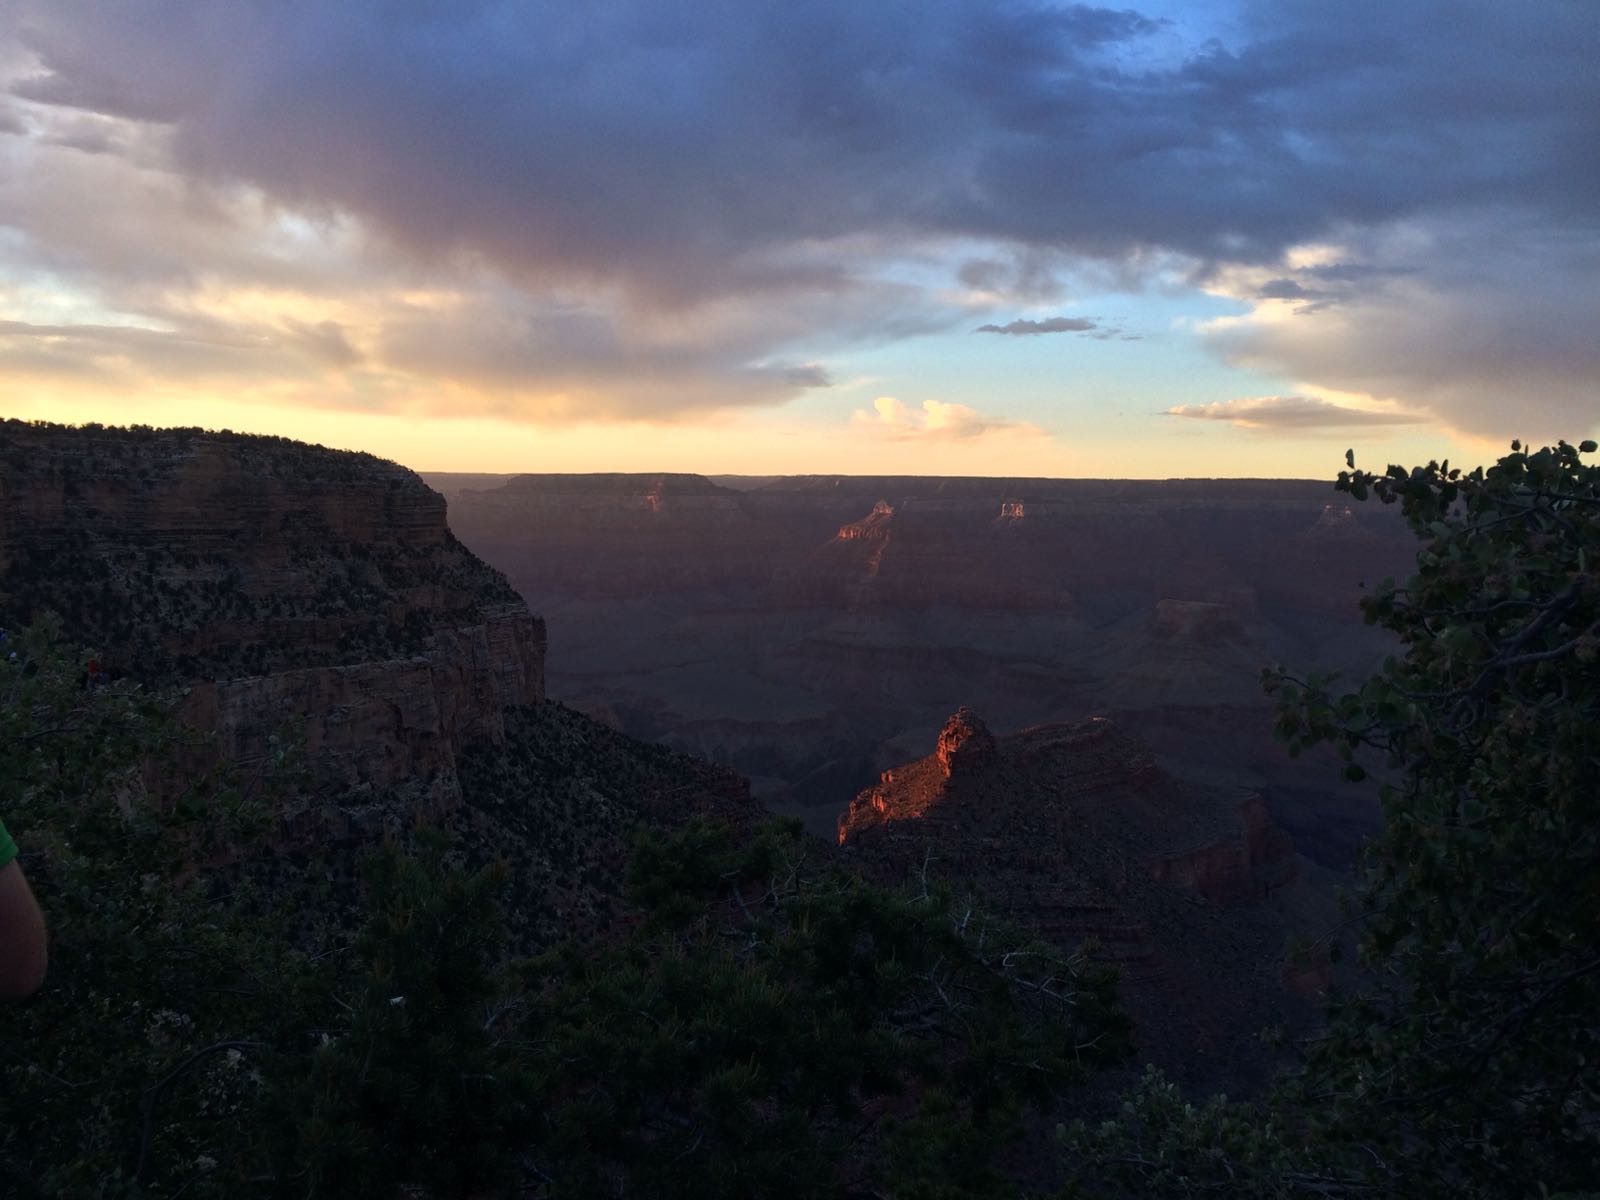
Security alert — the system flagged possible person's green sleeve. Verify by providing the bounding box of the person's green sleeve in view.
[0,818,17,870]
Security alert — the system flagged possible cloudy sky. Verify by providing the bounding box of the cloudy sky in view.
[1,0,1595,476]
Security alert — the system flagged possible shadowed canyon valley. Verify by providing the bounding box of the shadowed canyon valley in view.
[429,471,1413,864]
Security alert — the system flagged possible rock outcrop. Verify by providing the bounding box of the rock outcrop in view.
[835,500,895,541]
[935,706,996,777]
[1,421,545,808]
[838,708,1313,1096]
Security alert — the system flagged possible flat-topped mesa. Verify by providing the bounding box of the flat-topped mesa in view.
[0,421,546,814]
[936,706,997,777]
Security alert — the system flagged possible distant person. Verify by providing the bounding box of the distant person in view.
[0,816,47,999]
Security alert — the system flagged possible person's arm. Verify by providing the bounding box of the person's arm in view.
[0,821,47,999]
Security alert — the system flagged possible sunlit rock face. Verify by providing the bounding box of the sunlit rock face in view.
[935,706,996,777]
[835,499,895,541]
[1,421,544,811]
[838,709,1316,1096]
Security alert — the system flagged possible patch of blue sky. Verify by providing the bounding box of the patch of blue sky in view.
[800,281,1279,435]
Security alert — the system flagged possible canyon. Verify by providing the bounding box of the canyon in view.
[431,471,1415,870]
[1,424,1417,1096]
[424,468,1411,1086]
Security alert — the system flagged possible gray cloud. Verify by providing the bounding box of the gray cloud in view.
[957,253,1065,301]
[279,318,361,369]
[776,363,833,389]
[372,294,846,420]
[976,316,1099,336]
[0,316,309,383]
[0,0,1596,428]
[1164,394,1428,430]
[1258,278,1316,300]
[12,2,1595,287]
[1201,213,1600,440]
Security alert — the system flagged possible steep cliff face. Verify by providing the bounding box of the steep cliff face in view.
[838,709,1315,1095]
[0,421,544,807]
[934,706,997,777]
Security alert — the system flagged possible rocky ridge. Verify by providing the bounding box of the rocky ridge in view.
[1,422,756,946]
[839,708,1318,1095]
[0,421,545,810]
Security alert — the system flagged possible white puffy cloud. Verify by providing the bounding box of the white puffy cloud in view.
[853,396,1045,441]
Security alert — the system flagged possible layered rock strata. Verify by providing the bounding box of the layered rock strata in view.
[1,421,545,807]
[433,470,1410,850]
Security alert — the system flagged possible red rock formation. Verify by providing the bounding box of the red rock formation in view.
[835,499,895,541]
[935,706,996,777]
[838,708,1314,1095]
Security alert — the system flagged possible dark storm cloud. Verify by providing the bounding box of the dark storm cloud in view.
[1304,263,1418,284]
[976,316,1099,336]
[11,0,1595,293]
[3,0,1597,428]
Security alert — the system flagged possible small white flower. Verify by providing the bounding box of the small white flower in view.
[388,995,406,1006]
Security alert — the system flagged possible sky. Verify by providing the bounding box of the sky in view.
[1,0,1596,478]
